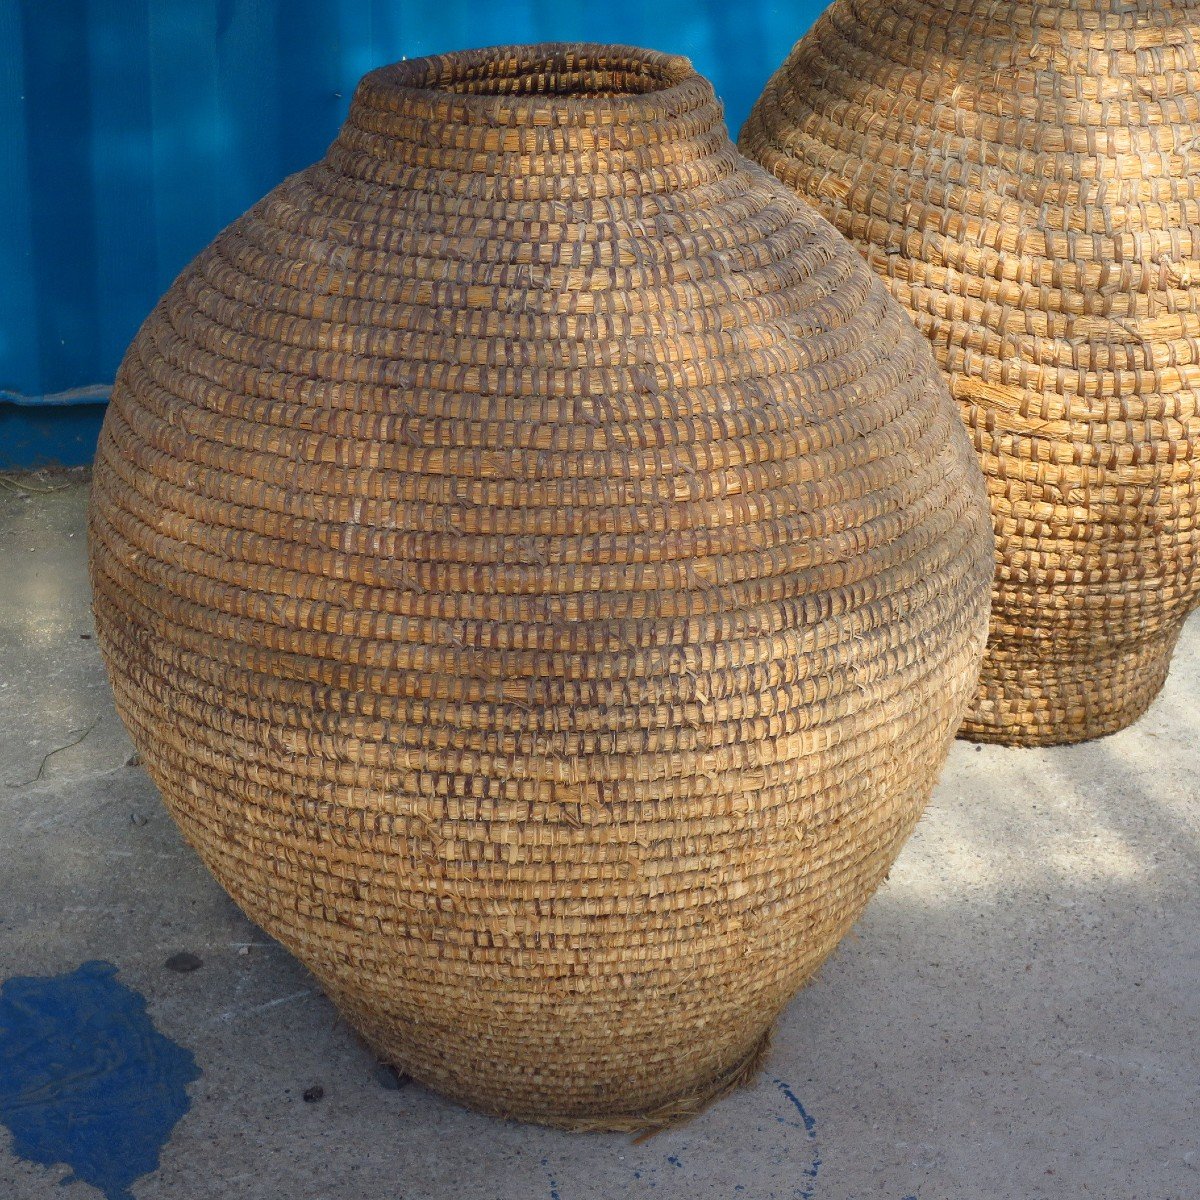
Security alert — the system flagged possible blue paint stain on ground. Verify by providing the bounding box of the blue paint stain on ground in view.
[540,1155,562,1200]
[774,1078,821,1200]
[540,1084,820,1195]
[0,960,200,1200]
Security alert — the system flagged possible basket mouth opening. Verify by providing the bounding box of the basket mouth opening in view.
[386,44,697,103]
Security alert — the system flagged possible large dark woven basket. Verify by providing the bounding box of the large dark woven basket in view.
[89,43,993,1129]
[742,0,1200,746]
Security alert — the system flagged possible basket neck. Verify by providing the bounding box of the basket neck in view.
[335,44,729,176]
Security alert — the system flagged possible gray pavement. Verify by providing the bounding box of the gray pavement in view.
[1,473,1196,1200]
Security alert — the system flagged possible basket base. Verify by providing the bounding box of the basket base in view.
[515,1028,773,1139]
[349,1008,773,1137]
[959,624,1181,747]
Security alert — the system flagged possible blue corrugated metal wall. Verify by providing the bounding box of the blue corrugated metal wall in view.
[0,0,822,466]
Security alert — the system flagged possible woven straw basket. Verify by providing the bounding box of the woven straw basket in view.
[89,44,992,1129]
[742,0,1200,746]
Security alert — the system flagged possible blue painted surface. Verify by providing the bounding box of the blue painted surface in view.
[0,960,201,1200]
[0,0,824,465]
[0,402,108,469]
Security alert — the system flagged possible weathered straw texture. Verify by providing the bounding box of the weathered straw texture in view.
[742,0,1200,746]
[89,44,992,1130]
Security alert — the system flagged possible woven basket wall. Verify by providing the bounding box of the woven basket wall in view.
[742,0,1200,746]
[89,43,993,1130]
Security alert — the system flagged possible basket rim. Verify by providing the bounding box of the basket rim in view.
[356,42,712,123]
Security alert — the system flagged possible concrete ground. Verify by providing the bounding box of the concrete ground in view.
[1,472,1196,1200]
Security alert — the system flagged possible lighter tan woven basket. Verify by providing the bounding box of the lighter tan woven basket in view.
[742,0,1200,746]
[89,43,992,1130]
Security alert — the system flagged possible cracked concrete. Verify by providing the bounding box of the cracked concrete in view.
[1,474,1197,1200]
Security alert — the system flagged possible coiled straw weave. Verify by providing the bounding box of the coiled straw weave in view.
[742,0,1200,746]
[90,44,992,1129]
